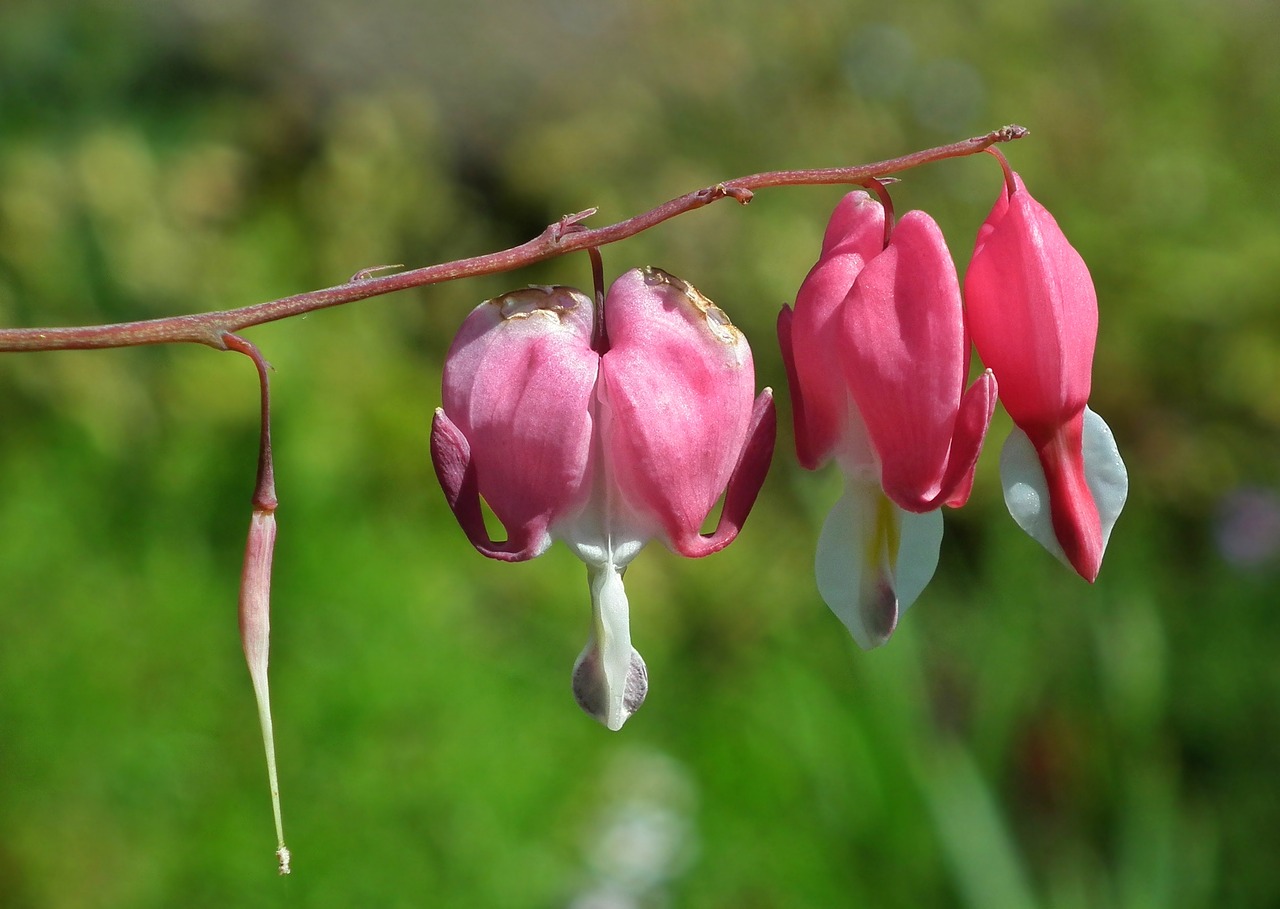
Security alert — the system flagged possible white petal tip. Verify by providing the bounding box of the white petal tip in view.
[814,482,942,649]
[999,407,1128,570]
[572,645,649,729]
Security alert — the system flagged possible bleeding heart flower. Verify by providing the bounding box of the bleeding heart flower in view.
[964,169,1127,581]
[779,190,995,649]
[432,267,775,729]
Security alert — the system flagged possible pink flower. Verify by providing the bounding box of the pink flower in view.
[964,171,1127,581]
[432,267,775,729]
[779,191,996,649]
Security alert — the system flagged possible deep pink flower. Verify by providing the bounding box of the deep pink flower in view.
[433,267,775,728]
[779,191,995,648]
[964,172,1127,581]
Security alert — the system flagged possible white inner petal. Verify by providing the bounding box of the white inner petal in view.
[571,560,648,731]
[998,406,1129,566]
[895,508,945,615]
[592,562,635,731]
[814,478,943,650]
[1081,407,1129,552]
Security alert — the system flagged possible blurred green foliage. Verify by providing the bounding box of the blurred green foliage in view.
[1,0,1278,906]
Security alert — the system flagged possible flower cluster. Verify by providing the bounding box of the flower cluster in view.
[432,167,1127,725]
[779,173,1127,649]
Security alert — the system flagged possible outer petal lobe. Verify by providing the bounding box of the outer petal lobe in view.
[781,191,885,469]
[437,286,599,556]
[599,267,761,552]
[841,210,992,511]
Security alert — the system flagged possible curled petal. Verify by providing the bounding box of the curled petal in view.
[671,389,777,559]
[430,409,551,561]
[599,267,761,549]
[814,478,944,650]
[939,369,998,509]
[438,286,599,553]
[777,305,805,454]
[999,407,1128,580]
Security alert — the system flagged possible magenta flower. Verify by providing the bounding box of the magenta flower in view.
[432,267,775,729]
[964,171,1127,581]
[779,191,996,649]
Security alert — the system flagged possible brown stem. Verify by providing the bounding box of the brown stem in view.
[0,125,1027,354]
[863,178,896,249]
[985,147,1018,197]
[588,246,607,353]
[222,333,276,511]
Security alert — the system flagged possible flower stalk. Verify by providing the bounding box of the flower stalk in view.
[0,126,1027,354]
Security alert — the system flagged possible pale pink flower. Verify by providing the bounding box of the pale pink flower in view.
[433,268,775,728]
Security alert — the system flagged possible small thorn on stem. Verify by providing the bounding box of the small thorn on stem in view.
[716,183,755,204]
[697,183,755,205]
[349,264,405,282]
[550,208,599,243]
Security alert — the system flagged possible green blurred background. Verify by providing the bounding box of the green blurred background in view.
[2,0,1278,906]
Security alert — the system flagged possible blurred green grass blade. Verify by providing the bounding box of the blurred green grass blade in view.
[922,742,1039,909]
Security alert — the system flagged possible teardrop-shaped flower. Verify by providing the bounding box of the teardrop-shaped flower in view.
[433,268,776,729]
[964,171,1127,581]
[779,191,995,649]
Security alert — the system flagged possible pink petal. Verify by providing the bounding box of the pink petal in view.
[840,210,985,511]
[430,409,552,560]
[673,389,777,558]
[598,267,761,551]
[964,172,1098,445]
[438,286,599,554]
[1034,411,1104,581]
[939,368,998,509]
[1000,406,1127,579]
[782,191,885,469]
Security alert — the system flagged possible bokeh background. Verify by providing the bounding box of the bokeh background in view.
[2,0,1278,906]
